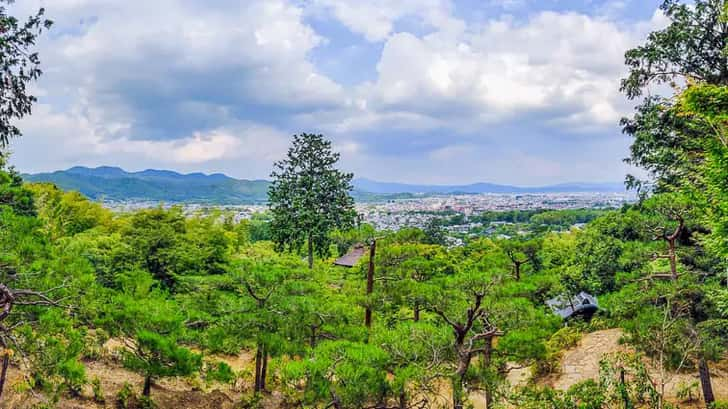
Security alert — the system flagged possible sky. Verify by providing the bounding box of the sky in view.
[8,0,667,185]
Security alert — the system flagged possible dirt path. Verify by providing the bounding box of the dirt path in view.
[549,328,728,406]
[552,328,626,391]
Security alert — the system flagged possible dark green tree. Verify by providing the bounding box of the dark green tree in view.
[621,0,728,192]
[497,238,541,281]
[0,158,35,216]
[268,133,356,269]
[0,1,52,150]
[122,330,202,398]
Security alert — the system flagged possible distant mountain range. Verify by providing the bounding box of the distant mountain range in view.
[23,166,271,204]
[22,166,627,204]
[353,179,626,195]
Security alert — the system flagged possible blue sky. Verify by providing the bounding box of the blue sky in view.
[10,0,666,185]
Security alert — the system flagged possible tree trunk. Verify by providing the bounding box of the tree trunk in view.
[330,391,343,409]
[668,239,678,280]
[0,353,9,400]
[254,343,262,392]
[513,261,521,281]
[698,357,715,407]
[452,374,465,409]
[413,302,420,322]
[619,368,630,409]
[260,345,268,391]
[365,240,376,328]
[398,390,407,409]
[453,351,470,409]
[143,375,151,397]
[307,234,314,269]
[483,338,494,409]
[310,325,317,348]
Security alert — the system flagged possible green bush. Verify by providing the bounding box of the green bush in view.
[116,382,136,409]
[204,361,236,384]
[675,380,698,403]
[565,379,605,409]
[533,326,582,376]
[91,376,105,403]
[549,326,582,350]
[58,358,86,396]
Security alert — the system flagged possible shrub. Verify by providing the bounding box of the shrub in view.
[91,377,105,403]
[675,380,699,403]
[204,361,236,384]
[533,326,582,376]
[58,358,86,397]
[116,382,136,409]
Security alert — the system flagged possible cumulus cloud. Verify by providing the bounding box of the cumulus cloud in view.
[308,0,463,42]
[12,102,289,176]
[8,0,664,184]
[326,10,665,136]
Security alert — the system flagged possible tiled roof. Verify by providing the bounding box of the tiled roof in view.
[546,291,598,319]
[334,244,368,267]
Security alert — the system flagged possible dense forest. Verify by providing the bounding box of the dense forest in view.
[0,0,728,408]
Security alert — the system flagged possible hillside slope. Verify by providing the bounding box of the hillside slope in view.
[23,166,271,204]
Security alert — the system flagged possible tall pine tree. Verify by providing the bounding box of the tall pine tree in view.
[268,133,356,269]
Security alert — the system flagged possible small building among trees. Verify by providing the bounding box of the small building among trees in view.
[546,291,599,320]
[333,243,368,267]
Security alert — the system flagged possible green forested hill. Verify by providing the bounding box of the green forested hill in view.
[23,166,271,203]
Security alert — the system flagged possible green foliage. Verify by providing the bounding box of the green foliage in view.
[122,330,202,396]
[91,376,105,403]
[268,133,356,268]
[533,327,582,376]
[204,361,236,384]
[116,382,136,409]
[675,379,699,403]
[282,340,390,408]
[0,162,36,216]
[0,2,52,148]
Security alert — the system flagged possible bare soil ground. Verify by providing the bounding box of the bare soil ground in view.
[547,328,728,408]
[1,330,725,409]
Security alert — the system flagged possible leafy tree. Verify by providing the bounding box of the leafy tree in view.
[283,340,390,408]
[0,159,35,216]
[422,218,447,246]
[621,0,728,192]
[123,207,189,288]
[122,330,201,398]
[99,271,201,399]
[425,266,506,409]
[268,133,356,268]
[573,229,622,292]
[18,310,87,399]
[27,183,112,241]
[371,322,451,409]
[0,1,52,150]
[0,168,93,401]
[642,192,695,280]
[675,83,728,262]
[374,241,454,322]
[497,238,541,281]
[226,249,308,392]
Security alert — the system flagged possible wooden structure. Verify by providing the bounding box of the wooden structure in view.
[546,291,598,320]
[333,243,368,267]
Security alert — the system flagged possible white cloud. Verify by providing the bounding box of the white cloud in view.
[11,103,289,175]
[309,0,463,42]
[7,1,667,184]
[342,11,658,134]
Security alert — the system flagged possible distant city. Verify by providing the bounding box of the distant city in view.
[23,165,635,233]
[104,191,634,232]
